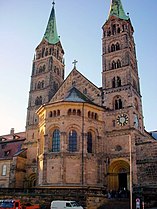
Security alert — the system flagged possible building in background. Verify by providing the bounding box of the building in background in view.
[0,129,26,188]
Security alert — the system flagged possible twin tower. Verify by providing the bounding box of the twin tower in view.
[24,0,147,191]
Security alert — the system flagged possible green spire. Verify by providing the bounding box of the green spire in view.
[43,2,60,44]
[109,0,129,20]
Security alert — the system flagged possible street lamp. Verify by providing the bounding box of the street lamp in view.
[129,134,132,209]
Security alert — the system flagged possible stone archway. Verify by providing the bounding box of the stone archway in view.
[27,173,37,188]
[107,159,130,191]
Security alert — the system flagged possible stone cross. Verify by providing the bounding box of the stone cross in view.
[72,60,78,68]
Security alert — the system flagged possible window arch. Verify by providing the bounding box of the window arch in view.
[57,110,60,116]
[112,76,121,88]
[35,96,42,106]
[2,165,7,176]
[112,61,116,69]
[87,132,93,153]
[114,97,123,110]
[111,44,115,52]
[77,109,81,116]
[68,109,72,115]
[117,59,121,68]
[41,80,44,88]
[52,129,60,152]
[69,130,77,152]
[73,109,76,115]
[88,111,91,118]
[117,76,121,87]
[112,77,116,88]
[37,81,41,89]
[54,110,56,117]
[49,111,53,117]
[116,42,120,50]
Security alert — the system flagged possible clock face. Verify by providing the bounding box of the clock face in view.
[117,114,128,126]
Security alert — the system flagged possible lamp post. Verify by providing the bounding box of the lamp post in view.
[129,134,132,209]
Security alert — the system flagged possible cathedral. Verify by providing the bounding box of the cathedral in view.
[1,0,157,194]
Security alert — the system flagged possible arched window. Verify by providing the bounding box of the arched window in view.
[112,24,116,35]
[112,77,116,88]
[35,97,38,105]
[2,165,7,176]
[73,109,76,115]
[111,44,115,52]
[112,61,116,69]
[41,80,44,88]
[117,59,121,68]
[42,48,45,58]
[37,81,41,89]
[52,129,60,152]
[77,109,81,116]
[116,42,120,50]
[54,110,56,117]
[117,27,121,33]
[117,76,121,87]
[69,130,77,152]
[43,65,46,72]
[88,111,91,118]
[57,49,59,59]
[39,96,42,105]
[68,109,72,115]
[87,132,92,153]
[49,111,53,117]
[115,98,123,110]
[35,96,42,105]
[57,110,60,116]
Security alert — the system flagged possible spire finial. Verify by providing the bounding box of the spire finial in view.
[72,60,78,69]
[52,0,55,7]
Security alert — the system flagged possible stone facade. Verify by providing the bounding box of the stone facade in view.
[0,1,156,196]
[24,1,157,191]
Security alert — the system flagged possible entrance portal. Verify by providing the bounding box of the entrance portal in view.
[107,160,130,191]
[118,173,127,190]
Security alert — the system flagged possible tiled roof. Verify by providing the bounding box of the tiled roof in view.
[0,132,26,159]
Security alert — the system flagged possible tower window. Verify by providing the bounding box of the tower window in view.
[117,27,121,33]
[116,42,120,50]
[112,77,116,88]
[87,132,93,153]
[117,59,121,68]
[117,76,121,87]
[112,61,116,69]
[112,24,116,35]
[114,97,123,110]
[35,96,42,106]
[68,130,77,152]
[111,44,115,52]
[42,48,45,58]
[52,129,60,152]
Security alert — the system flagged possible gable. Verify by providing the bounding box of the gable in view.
[50,68,102,105]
